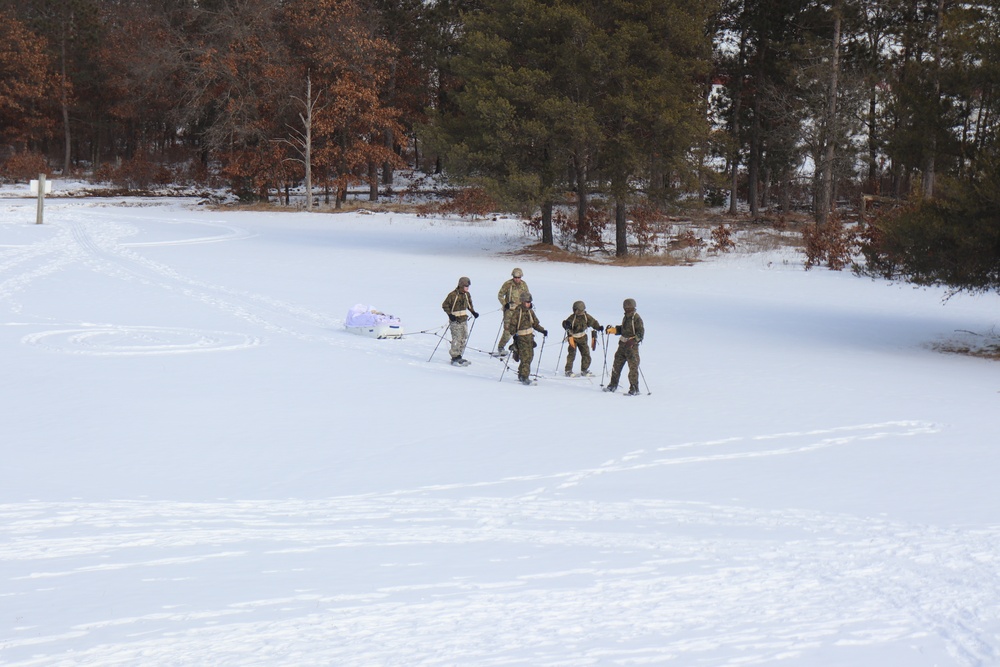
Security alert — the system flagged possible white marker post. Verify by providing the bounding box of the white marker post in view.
[30,174,52,225]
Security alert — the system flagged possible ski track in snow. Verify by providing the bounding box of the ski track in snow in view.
[3,203,1000,665]
[3,424,1000,666]
[1,206,347,353]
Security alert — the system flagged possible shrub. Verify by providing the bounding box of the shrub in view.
[858,183,1000,293]
[631,204,666,254]
[802,216,858,270]
[437,187,496,218]
[95,154,174,191]
[1,151,48,182]
[710,224,736,252]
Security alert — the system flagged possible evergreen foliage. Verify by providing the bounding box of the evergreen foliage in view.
[859,166,1000,294]
[432,0,713,253]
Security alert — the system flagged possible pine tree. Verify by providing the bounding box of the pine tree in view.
[437,0,713,253]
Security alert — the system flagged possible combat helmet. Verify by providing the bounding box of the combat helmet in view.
[623,298,636,310]
[520,291,533,303]
[511,267,524,278]
[573,300,586,312]
[458,276,471,287]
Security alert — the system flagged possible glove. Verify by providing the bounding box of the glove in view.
[541,328,548,337]
[605,325,618,335]
[592,323,601,331]
[471,310,479,319]
[561,319,571,330]
[448,314,457,322]
[504,303,510,311]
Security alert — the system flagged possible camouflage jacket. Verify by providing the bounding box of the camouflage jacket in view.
[442,288,475,323]
[561,311,601,339]
[613,311,644,343]
[506,304,544,337]
[497,278,530,308]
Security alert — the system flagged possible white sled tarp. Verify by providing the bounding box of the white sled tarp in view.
[345,304,404,339]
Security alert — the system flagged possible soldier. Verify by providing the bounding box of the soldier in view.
[495,267,529,357]
[561,301,601,377]
[441,276,479,366]
[604,298,644,395]
[506,291,548,385]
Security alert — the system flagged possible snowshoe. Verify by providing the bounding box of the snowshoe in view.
[450,357,471,367]
[494,348,509,358]
[564,370,576,377]
[518,376,535,386]
[626,387,640,396]
[580,370,595,377]
[603,385,618,393]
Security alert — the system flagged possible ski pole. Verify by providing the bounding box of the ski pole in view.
[639,366,652,395]
[491,311,505,354]
[533,333,547,378]
[428,321,450,362]
[600,331,609,387]
[499,336,516,382]
[553,332,567,374]
[459,314,477,358]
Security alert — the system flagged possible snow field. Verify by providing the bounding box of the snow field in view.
[2,191,1000,665]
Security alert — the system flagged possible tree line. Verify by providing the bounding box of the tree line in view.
[1,0,998,280]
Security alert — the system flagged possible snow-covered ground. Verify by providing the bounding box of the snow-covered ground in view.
[2,183,1000,666]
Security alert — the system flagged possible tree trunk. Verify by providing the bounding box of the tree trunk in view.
[748,94,762,219]
[574,155,588,243]
[303,75,313,210]
[867,93,878,193]
[368,162,378,201]
[615,199,627,257]
[59,22,72,175]
[817,0,842,224]
[382,128,394,186]
[922,0,945,199]
[541,200,553,245]
[728,26,748,216]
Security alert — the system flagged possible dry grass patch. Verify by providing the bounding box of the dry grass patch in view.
[610,252,694,267]
[509,243,599,264]
[931,330,1000,361]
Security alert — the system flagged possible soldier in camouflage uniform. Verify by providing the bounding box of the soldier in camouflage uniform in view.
[506,291,548,385]
[561,301,601,377]
[441,276,479,366]
[604,298,644,395]
[496,267,529,356]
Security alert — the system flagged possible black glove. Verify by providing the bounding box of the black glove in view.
[448,314,457,322]
[471,310,479,319]
[504,303,510,311]
[541,328,548,337]
[561,319,571,330]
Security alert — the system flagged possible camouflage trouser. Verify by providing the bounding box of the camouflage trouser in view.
[512,334,536,379]
[497,308,516,351]
[564,335,592,374]
[449,319,468,359]
[609,339,640,391]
